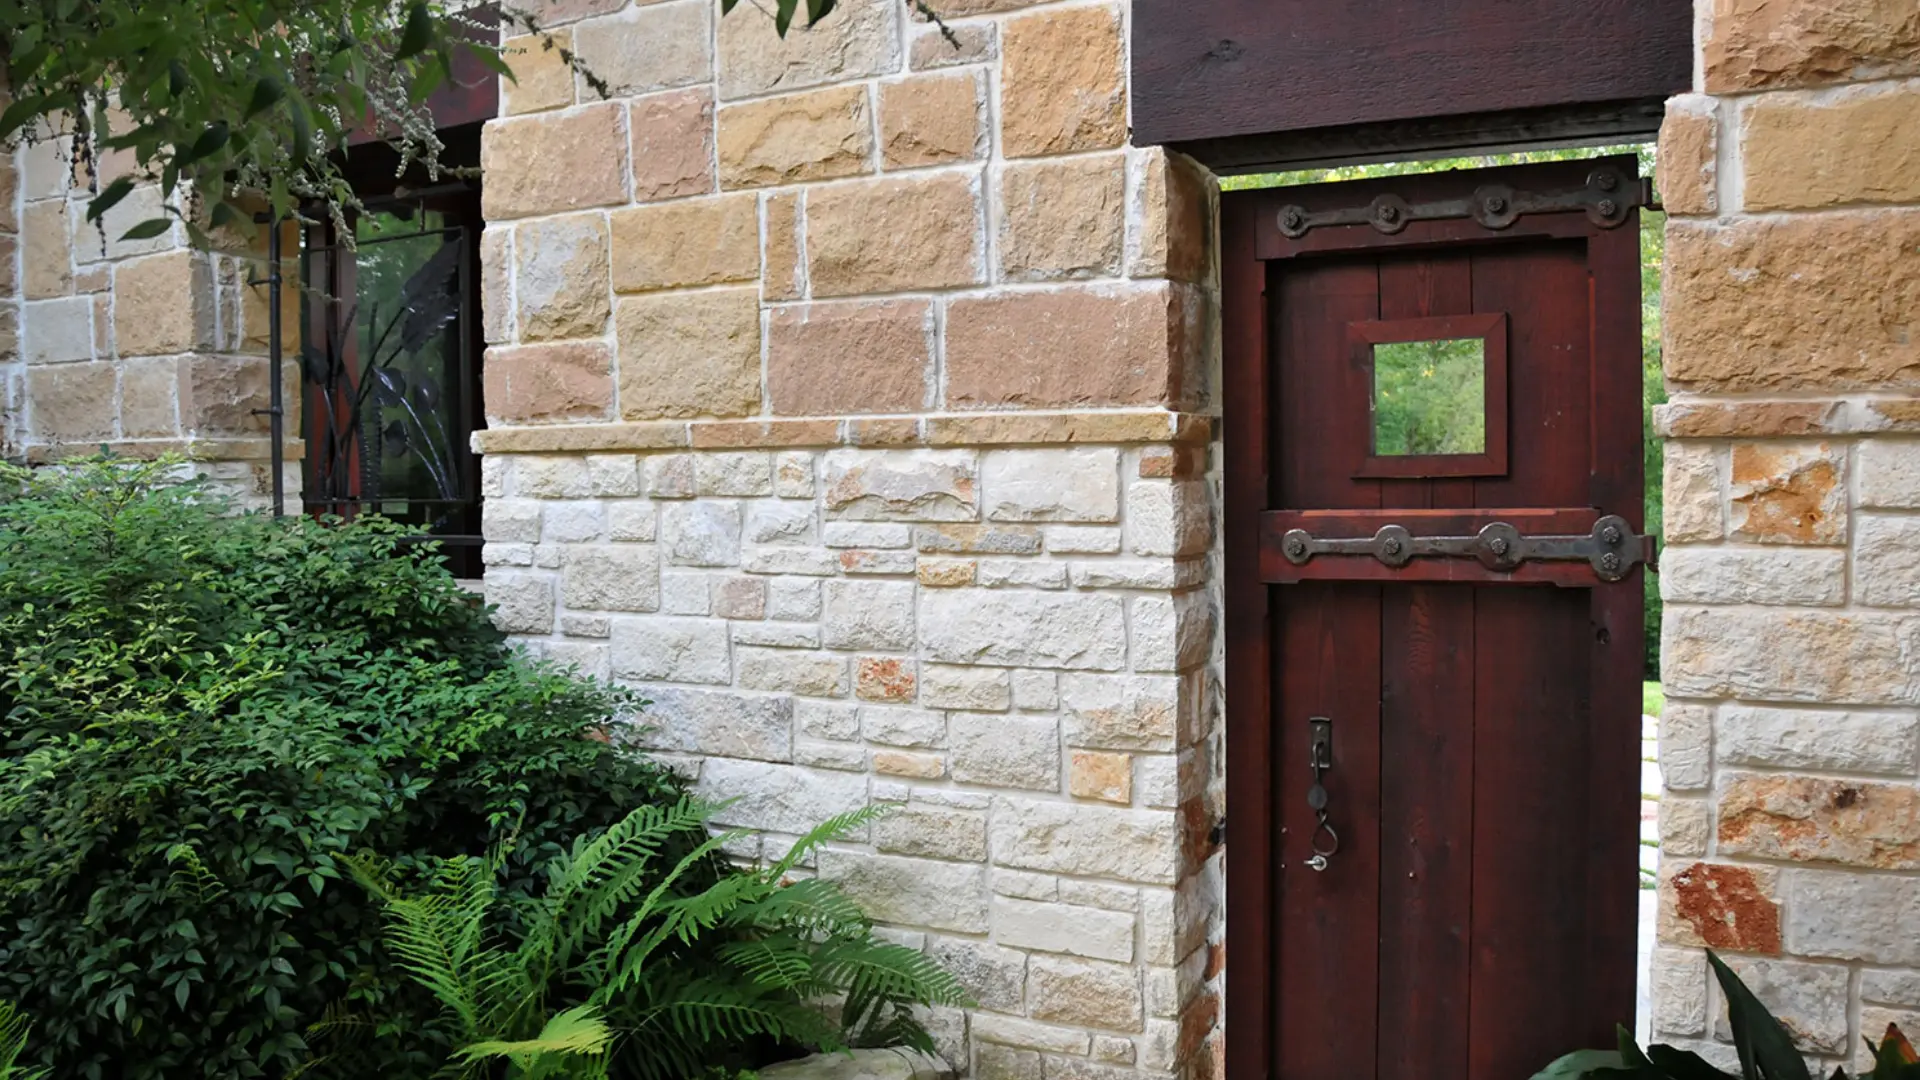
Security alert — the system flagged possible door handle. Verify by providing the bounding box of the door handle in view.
[1305,717,1339,871]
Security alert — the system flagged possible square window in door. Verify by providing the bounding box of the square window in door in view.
[1351,312,1509,478]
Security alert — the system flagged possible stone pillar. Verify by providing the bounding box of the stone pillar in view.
[478,2,1222,1075]
[1653,1,1920,1069]
[8,129,297,505]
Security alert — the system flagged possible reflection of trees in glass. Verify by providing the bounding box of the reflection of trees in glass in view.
[1372,338,1485,456]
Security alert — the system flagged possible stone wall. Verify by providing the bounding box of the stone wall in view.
[1652,0,1920,1070]
[2,126,295,505]
[480,2,1222,1077]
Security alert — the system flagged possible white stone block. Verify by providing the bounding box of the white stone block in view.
[660,571,709,615]
[976,559,1069,590]
[1783,870,1920,965]
[1656,547,1847,606]
[1857,515,1920,607]
[661,501,743,566]
[818,850,989,933]
[560,545,661,612]
[1858,440,1920,510]
[824,522,914,549]
[23,296,93,364]
[607,501,658,541]
[990,797,1179,884]
[1047,525,1122,554]
[920,590,1126,671]
[862,706,947,748]
[873,804,988,861]
[585,453,643,496]
[822,449,979,521]
[993,896,1134,962]
[543,501,606,543]
[949,714,1060,790]
[746,501,818,545]
[737,647,850,697]
[486,574,555,634]
[695,451,773,496]
[926,936,1027,1013]
[921,665,1013,711]
[1718,705,1920,774]
[630,686,792,762]
[1062,674,1180,751]
[823,579,917,649]
[1127,481,1211,557]
[700,758,869,834]
[609,616,731,685]
[982,448,1121,523]
[1129,592,1213,673]
[483,498,544,543]
[1027,955,1144,1031]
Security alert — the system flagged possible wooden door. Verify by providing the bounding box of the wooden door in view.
[1221,158,1649,1080]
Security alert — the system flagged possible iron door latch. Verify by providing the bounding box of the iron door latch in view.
[1278,514,1654,583]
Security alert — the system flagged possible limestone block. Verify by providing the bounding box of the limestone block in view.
[561,544,661,612]
[1657,97,1718,216]
[822,449,979,521]
[1863,971,1920,1009]
[700,758,870,833]
[762,192,804,302]
[1703,0,1920,91]
[521,0,624,25]
[1063,674,1180,752]
[661,501,743,567]
[769,299,933,415]
[484,343,614,424]
[758,1048,950,1080]
[823,579,917,650]
[1650,947,1708,1037]
[591,456,645,498]
[486,574,555,634]
[991,797,1178,883]
[768,577,823,621]
[1783,868,1920,964]
[501,30,575,115]
[480,227,512,344]
[1662,442,1725,544]
[747,502,816,546]
[796,740,867,772]
[1659,861,1781,953]
[993,896,1133,964]
[949,714,1060,790]
[1071,751,1132,805]
[1728,441,1847,544]
[874,804,987,861]
[1129,480,1213,557]
[25,361,114,442]
[1744,85,1920,211]
[999,155,1124,281]
[610,617,732,686]
[915,525,1043,555]
[179,355,272,435]
[856,657,917,703]
[926,937,1025,1013]
[981,448,1121,523]
[1129,593,1213,673]
[1657,548,1845,606]
[520,457,598,499]
[1718,773,1920,870]
[818,851,989,933]
[797,700,858,742]
[1049,526,1123,555]
[712,575,766,619]
[514,213,609,341]
[737,648,849,697]
[119,356,180,438]
[1011,671,1058,712]
[481,106,628,220]
[1028,956,1143,1032]
[825,523,912,549]
[922,665,1012,711]
[862,706,947,749]
[1662,700,1716,792]
[630,88,716,202]
[615,287,761,419]
[717,0,898,99]
[22,199,70,298]
[874,750,945,778]
[484,500,545,545]
[1857,1009,1920,1075]
[776,451,816,498]
[1856,515,1920,607]
[1664,606,1920,704]
[1859,440,1920,509]
[647,454,697,498]
[911,21,995,69]
[999,4,1125,158]
[1719,705,1920,775]
[1711,956,1850,1053]
[973,1015,1091,1058]
[1660,798,1710,858]
[920,590,1126,671]
[691,453,771,498]
[1128,148,1212,283]
[1665,213,1920,392]
[609,193,758,293]
[806,172,983,296]
[946,284,1192,409]
[918,559,977,587]
[879,71,984,170]
[718,84,873,190]
[572,0,711,98]
[114,251,213,357]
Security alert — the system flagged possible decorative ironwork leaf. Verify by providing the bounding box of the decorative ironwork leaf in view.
[412,373,441,411]
[372,366,407,406]
[298,343,334,387]
[383,418,411,458]
[395,239,463,357]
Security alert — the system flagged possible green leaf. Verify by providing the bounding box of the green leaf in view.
[1618,1024,1654,1068]
[244,75,285,119]
[396,3,433,60]
[720,0,742,10]
[775,0,800,36]
[0,94,50,142]
[458,1004,611,1062]
[806,0,836,23]
[1710,950,1813,1080]
[288,94,313,167]
[86,177,138,223]
[462,41,517,85]
[168,58,190,97]
[181,121,231,164]
[1646,1043,1738,1080]
[120,218,173,242]
[1532,1049,1627,1079]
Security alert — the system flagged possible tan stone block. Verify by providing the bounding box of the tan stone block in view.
[1662,607,1920,705]
[880,72,984,170]
[21,296,92,365]
[481,105,628,220]
[1654,399,1841,439]
[847,417,921,446]
[178,355,272,435]
[502,31,575,115]
[717,84,874,190]
[481,227,513,345]
[614,287,761,419]
[0,235,14,296]
[806,172,982,296]
[514,213,610,341]
[857,656,918,703]
[918,558,977,587]
[520,0,624,26]
[91,294,111,358]
[572,0,711,97]
[1663,442,1724,544]
[947,283,1192,409]
[1719,773,1920,870]
[1743,86,1920,212]
[27,362,117,443]
[1000,4,1125,158]
[472,421,689,455]
[717,0,898,99]
[1071,750,1133,805]
[873,750,945,778]
[630,88,716,202]
[924,410,1199,447]
[911,21,995,70]
[114,251,213,357]
[23,199,72,299]
[1658,97,1718,216]
[999,154,1124,281]
[1704,0,1920,91]
[762,192,804,302]
[484,342,614,425]
[689,418,841,448]
[609,193,759,293]
[768,299,931,415]
[1729,441,1845,544]
[1664,212,1920,392]
[1129,148,1213,283]
[118,357,180,439]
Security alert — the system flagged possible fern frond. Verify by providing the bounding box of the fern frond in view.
[546,799,717,964]
[714,936,820,992]
[0,1000,46,1080]
[765,805,888,879]
[456,1003,612,1066]
[362,856,506,1040]
[725,876,868,935]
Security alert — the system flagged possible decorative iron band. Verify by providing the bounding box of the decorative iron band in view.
[1278,514,1654,583]
[1274,167,1650,239]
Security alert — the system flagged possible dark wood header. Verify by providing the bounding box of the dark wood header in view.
[1131,0,1691,171]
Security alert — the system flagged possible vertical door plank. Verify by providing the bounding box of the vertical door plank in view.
[1275,258,1379,510]
[1469,241,1591,510]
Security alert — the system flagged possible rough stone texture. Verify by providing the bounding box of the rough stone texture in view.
[1663,606,1920,704]
[1661,862,1782,954]
[982,449,1120,523]
[1663,442,1725,544]
[999,4,1126,158]
[1856,515,1920,607]
[716,0,899,100]
[911,21,995,69]
[823,450,978,521]
[1742,85,1920,211]
[757,1049,952,1080]
[806,173,984,296]
[1718,706,1920,775]
[502,31,576,115]
[1711,957,1852,1052]
[718,85,874,190]
[485,342,615,425]
[769,300,932,416]
[26,362,116,442]
[610,194,759,293]
[113,251,212,357]
[1783,870,1920,965]
[999,156,1126,281]
[1659,96,1718,216]
[820,851,989,933]
[1718,774,1920,870]
[921,591,1127,671]
[514,213,611,340]
[1728,442,1847,544]
[572,0,712,98]
[1859,441,1920,509]
[629,88,716,202]
[880,72,984,170]
[482,105,629,220]
[614,288,761,419]
[1664,213,1920,392]
[1703,0,1920,91]
[1658,548,1845,606]
[1128,148,1211,283]
[946,285,1191,409]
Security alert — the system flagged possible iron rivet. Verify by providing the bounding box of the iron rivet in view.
[1280,207,1304,230]
[1597,198,1619,218]
[1485,195,1507,214]
[1376,204,1400,224]
[1382,538,1403,556]
[1285,537,1306,557]
[1600,552,1623,574]
[1595,172,1619,191]
[1601,524,1622,545]
[1489,537,1510,556]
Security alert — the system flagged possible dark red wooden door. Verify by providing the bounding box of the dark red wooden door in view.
[1221,158,1648,1080]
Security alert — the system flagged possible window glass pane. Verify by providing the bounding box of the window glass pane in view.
[1371,337,1486,456]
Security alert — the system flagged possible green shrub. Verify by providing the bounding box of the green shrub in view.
[0,458,692,1079]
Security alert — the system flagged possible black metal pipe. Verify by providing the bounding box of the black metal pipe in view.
[264,213,285,517]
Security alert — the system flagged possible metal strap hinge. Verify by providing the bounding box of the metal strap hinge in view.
[1274,167,1649,238]
[1279,515,1654,582]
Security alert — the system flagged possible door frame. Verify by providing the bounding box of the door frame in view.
[1221,159,1650,1079]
